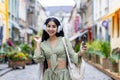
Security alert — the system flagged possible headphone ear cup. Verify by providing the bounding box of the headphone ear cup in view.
[57,25,62,33]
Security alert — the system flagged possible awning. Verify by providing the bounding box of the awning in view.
[101,8,120,20]
[101,12,115,20]
[69,30,88,41]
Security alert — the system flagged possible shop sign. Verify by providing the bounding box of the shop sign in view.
[102,20,108,29]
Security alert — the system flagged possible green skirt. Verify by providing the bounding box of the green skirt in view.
[43,68,71,80]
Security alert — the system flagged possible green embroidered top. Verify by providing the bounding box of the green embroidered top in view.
[33,37,82,80]
[33,37,82,71]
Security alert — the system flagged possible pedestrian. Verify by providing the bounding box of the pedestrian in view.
[7,37,15,48]
[33,17,87,80]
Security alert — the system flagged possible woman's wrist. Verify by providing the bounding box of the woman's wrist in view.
[36,42,41,50]
[78,51,83,58]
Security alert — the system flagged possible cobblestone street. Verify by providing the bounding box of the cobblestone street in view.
[0,63,113,80]
[84,63,113,80]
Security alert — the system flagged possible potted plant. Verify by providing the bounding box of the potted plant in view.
[109,48,120,73]
[99,41,111,69]
[19,43,31,54]
[90,40,102,63]
[86,40,102,63]
[0,48,6,63]
[25,53,33,65]
[86,42,94,61]
[7,52,27,69]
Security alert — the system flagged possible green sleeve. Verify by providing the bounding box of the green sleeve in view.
[33,46,45,63]
[65,38,82,66]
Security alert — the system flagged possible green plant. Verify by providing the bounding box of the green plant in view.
[19,44,31,54]
[25,53,33,59]
[0,48,6,55]
[99,41,111,58]
[91,40,102,51]
[7,52,27,61]
[86,40,102,55]
[3,43,12,53]
[110,47,120,61]
[86,40,110,58]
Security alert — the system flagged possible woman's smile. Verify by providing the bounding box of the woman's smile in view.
[47,30,55,34]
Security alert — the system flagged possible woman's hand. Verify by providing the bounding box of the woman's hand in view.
[34,35,41,44]
[34,35,41,50]
[78,41,87,57]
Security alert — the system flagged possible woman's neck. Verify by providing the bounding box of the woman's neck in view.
[49,36,57,41]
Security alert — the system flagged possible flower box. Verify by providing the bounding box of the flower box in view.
[102,58,110,69]
[7,52,27,69]
[25,59,32,65]
[8,60,26,69]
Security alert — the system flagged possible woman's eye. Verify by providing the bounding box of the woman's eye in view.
[47,25,51,27]
[52,25,56,28]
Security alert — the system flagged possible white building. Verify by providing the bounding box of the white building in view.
[93,0,109,41]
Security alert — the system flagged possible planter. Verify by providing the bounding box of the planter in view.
[87,54,92,60]
[8,60,26,69]
[25,59,32,65]
[110,61,118,72]
[91,54,96,63]
[96,55,100,64]
[102,58,110,69]
[0,55,5,63]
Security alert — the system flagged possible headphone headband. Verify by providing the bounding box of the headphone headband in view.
[42,16,63,33]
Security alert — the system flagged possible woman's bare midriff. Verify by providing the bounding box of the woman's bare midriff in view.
[47,58,67,69]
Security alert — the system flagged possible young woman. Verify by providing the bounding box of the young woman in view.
[33,17,87,80]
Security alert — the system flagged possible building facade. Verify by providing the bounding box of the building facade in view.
[8,0,20,42]
[103,0,120,49]
[93,0,109,41]
[0,0,9,44]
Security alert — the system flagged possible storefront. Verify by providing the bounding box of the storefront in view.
[102,8,120,49]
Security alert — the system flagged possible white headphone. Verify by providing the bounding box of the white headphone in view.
[42,16,63,33]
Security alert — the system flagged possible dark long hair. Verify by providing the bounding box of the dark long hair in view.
[41,17,64,42]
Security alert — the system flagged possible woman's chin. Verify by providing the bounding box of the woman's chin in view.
[48,33,56,37]
[48,34,54,37]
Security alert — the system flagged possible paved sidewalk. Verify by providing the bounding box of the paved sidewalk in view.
[0,63,113,80]
[0,64,8,70]
[0,64,12,76]
[84,63,113,80]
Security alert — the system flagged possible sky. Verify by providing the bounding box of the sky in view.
[38,0,75,7]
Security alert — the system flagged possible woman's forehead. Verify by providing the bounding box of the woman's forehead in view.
[47,21,56,25]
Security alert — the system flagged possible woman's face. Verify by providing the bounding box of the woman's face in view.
[46,21,58,37]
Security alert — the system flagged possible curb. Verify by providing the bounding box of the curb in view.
[86,60,120,80]
[0,68,13,76]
